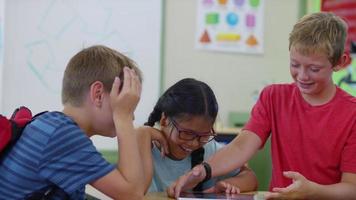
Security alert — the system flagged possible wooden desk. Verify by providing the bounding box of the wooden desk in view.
[86,186,173,200]
[86,186,266,200]
[144,192,174,200]
[86,186,174,200]
[145,192,267,200]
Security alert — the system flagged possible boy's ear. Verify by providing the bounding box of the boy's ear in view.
[334,52,351,71]
[89,81,105,107]
[159,112,169,127]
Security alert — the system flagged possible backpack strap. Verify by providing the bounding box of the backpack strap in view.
[191,147,205,191]
[32,111,48,119]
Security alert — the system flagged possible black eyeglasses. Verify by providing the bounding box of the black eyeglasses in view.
[170,118,216,143]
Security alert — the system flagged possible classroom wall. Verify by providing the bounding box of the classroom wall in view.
[0,0,4,111]
[163,0,300,126]
[0,0,162,150]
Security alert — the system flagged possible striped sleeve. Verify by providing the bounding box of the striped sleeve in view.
[38,122,115,194]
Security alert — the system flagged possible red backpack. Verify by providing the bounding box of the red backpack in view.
[0,106,33,154]
[0,107,70,199]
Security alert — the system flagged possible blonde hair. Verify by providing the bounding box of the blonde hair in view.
[62,45,142,106]
[289,12,348,66]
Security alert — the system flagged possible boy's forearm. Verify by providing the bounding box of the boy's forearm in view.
[115,119,145,193]
[136,129,154,193]
[207,131,261,178]
[309,182,356,200]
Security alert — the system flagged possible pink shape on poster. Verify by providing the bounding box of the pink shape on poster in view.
[246,14,255,28]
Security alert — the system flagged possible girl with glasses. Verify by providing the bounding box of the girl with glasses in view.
[137,78,257,194]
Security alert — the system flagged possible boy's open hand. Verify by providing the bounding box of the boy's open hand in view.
[203,180,240,194]
[264,171,316,199]
[167,164,206,198]
[110,67,141,121]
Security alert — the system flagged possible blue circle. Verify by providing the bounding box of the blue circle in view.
[226,13,238,26]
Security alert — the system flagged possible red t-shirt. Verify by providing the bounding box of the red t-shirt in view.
[244,83,356,190]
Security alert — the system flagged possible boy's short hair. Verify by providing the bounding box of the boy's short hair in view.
[289,12,348,66]
[62,45,142,106]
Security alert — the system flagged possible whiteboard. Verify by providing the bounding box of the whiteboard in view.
[2,0,162,149]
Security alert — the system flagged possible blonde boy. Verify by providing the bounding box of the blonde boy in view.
[168,12,356,199]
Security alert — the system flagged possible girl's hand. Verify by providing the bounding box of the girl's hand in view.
[110,67,141,121]
[264,171,316,200]
[203,181,240,194]
[137,126,169,157]
[167,164,206,198]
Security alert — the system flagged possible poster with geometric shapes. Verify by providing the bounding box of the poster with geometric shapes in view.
[196,0,264,54]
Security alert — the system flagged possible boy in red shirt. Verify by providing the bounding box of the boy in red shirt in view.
[168,12,356,199]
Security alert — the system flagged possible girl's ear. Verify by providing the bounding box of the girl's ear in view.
[334,52,351,71]
[159,112,169,127]
[89,81,105,107]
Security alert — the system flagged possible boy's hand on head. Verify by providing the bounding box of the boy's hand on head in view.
[167,164,206,198]
[110,67,142,121]
[203,181,240,194]
[264,171,316,200]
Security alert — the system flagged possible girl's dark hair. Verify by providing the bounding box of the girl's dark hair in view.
[144,78,218,126]
[145,78,218,191]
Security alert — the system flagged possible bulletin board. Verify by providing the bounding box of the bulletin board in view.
[1,0,162,149]
[195,0,264,54]
[321,0,356,96]
[321,0,356,53]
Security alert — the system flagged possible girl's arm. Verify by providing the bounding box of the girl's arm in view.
[136,126,169,193]
[208,130,262,177]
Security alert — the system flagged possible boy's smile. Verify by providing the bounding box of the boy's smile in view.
[289,47,337,105]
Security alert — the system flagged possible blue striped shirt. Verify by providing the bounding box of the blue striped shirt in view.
[0,111,115,200]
